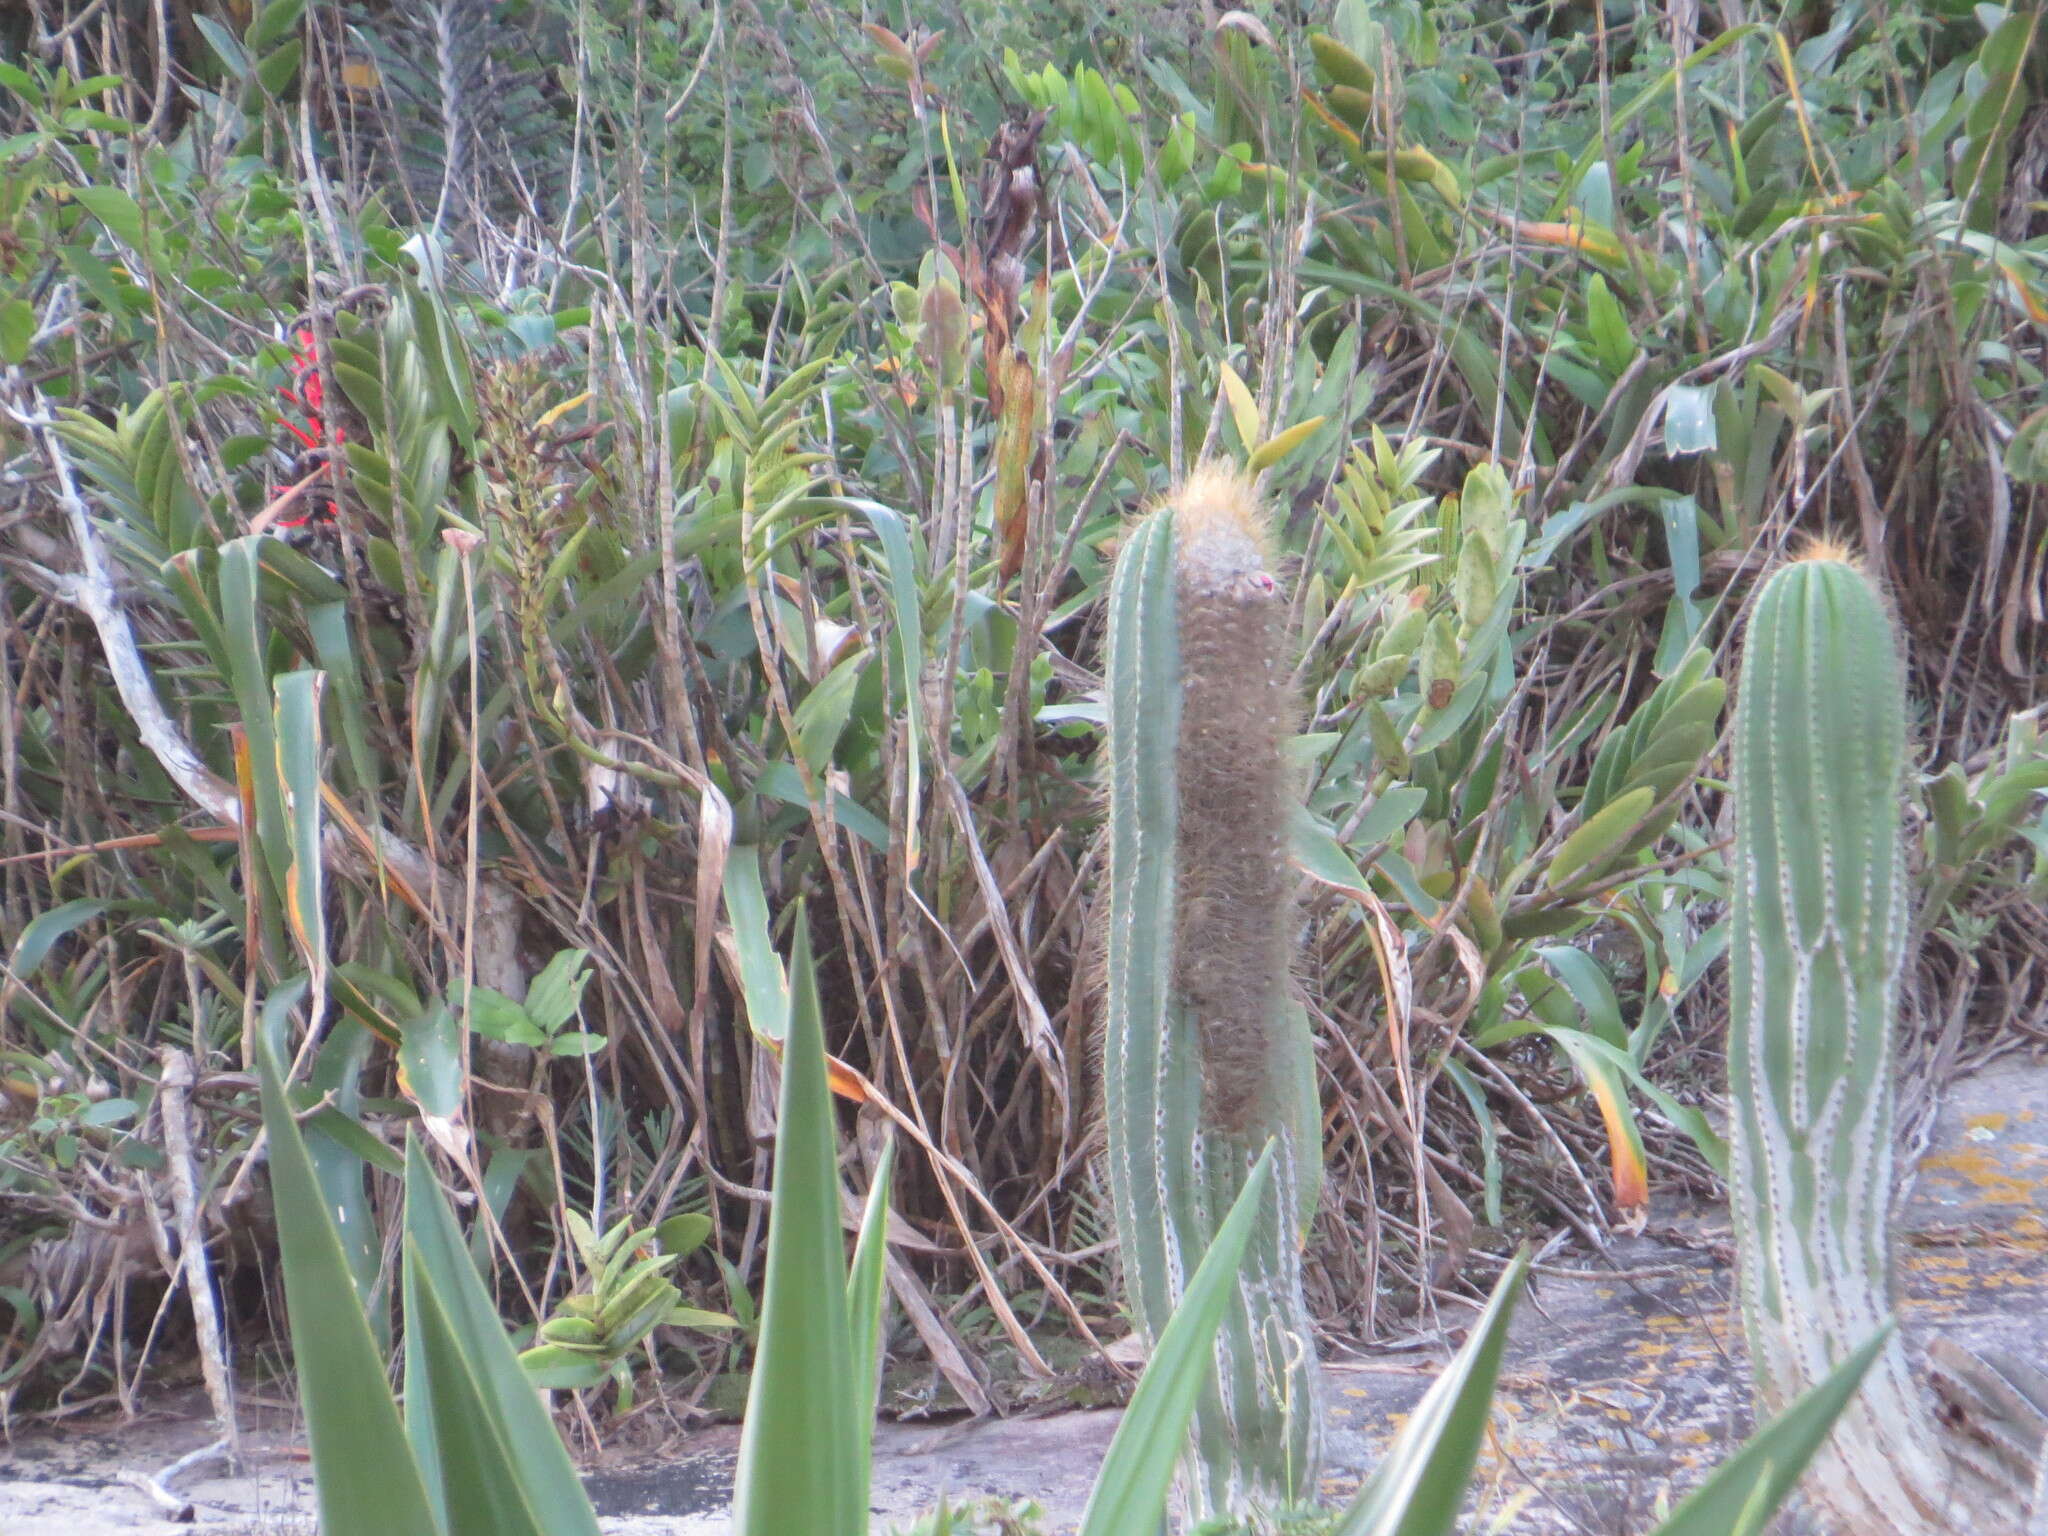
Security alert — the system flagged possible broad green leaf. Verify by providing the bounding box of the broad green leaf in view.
[399,1003,464,1119]
[9,899,113,978]
[248,0,307,50]
[1584,273,1634,376]
[523,949,592,1034]
[792,652,867,777]
[655,1213,713,1257]
[0,62,42,104]
[191,15,250,76]
[220,536,292,901]
[71,185,148,252]
[515,1345,612,1391]
[302,601,380,801]
[563,1209,603,1273]
[1291,809,1377,896]
[465,986,542,1047]
[802,497,926,867]
[1218,361,1261,453]
[1956,11,2040,230]
[256,539,350,603]
[404,1258,554,1536]
[1546,786,1655,889]
[723,845,790,1043]
[1662,385,1718,456]
[254,39,302,96]
[752,762,891,849]
[1248,415,1326,474]
[79,1097,138,1127]
[1534,945,1626,1051]
[0,298,34,365]
[1357,787,1429,847]
[665,1306,738,1328]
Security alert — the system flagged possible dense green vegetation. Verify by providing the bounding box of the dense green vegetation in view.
[2,0,2045,1520]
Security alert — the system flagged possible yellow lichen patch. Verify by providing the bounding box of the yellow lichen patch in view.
[1910,1251,1969,1269]
[1918,1269,1975,1291]
[1965,1112,2011,1133]
[1916,1147,2047,1205]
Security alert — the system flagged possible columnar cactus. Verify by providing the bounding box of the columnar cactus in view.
[1729,549,2039,1534]
[1099,466,1324,1521]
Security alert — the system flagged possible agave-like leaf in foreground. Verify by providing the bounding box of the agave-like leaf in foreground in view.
[1647,1325,1892,1536]
[402,1135,602,1536]
[1075,1142,1281,1536]
[730,909,863,1536]
[255,1031,443,1536]
[847,1135,898,1487]
[1330,1249,1530,1536]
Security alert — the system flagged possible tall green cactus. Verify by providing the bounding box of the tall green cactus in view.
[1099,466,1324,1523]
[1729,550,2038,1534]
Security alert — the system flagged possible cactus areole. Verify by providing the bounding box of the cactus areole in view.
[1098,467,1324,1522]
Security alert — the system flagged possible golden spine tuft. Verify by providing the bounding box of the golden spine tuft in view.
[1791,531,1862,566]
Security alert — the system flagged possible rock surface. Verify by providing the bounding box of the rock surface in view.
[3,1057,2042,1535]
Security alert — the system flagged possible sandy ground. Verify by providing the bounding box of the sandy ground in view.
[3,1055,2043,1535]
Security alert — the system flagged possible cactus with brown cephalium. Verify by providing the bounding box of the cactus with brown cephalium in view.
[1097,466,1325,1523]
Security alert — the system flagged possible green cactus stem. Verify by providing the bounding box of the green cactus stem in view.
[1729,549,2039,1534]
[1099,466,1323,1523]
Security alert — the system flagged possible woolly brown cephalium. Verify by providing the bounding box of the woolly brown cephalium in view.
[1163,465,1302,1136]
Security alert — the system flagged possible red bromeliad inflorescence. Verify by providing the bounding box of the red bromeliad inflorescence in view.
[276,326,345,528]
